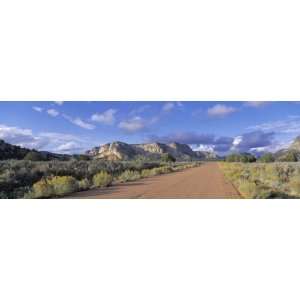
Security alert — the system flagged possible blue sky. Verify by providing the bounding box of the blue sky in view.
[0,101,300,154]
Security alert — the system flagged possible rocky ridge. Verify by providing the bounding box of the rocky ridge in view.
[86,141,218,161]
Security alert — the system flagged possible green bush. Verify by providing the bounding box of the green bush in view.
[27,176,78,198]
[50,176,78,196]
[141,169,152,178]
[78,178,91,191]
[0,159,199,198]
[226,153,256,163]
[92,171,113,188]
[118,170,141,182]
[161,153,176,163]
[259,153,275,163]
[28,178,54,198]
[238,181,258,198]
[219,162,300,198]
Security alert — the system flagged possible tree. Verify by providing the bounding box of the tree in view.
[225,153,256,163]
[259,153,275,163]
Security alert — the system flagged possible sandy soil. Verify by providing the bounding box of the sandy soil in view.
[68,162,241,199]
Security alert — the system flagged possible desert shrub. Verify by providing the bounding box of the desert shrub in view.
[92,171,113,188]
[219,162,300,198]
[78,178,91,191]
[0,158,200,198]
[28,178,54,198]
[161,153,176,163]
[72,154,91,161]
[141,169,152,178]
[50,176,78,196]
[118,170,141,182]
[238,181,258,198]
[27,176,78,198]
[24,151,46,161]
[288,176,300,195]
[259,153,275,163]
[158,166,173,174]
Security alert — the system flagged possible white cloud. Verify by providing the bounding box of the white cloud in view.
[54,101,64,106]
[248,116,300,134]
[118,116,146,133]
[33,106,43,112]
[244,101,267,107]
[0,124,43,149]
[162,102,175,112]
[0,123,90,153]
[192,144,215,152]
[230,131,275,153]
[63,114,95,130]
[207,104,236,117]
[129,105,151,116]
[47,109,59,117]
[91,109,117,125]
[55,141,81,153]
[232,136,243,147]
[162,102,184,112]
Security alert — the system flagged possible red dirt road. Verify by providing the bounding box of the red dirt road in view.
[69,162,241,199]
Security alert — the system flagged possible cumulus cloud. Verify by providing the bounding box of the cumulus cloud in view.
[55,141,82,153]
[119,116,146,133]
[162,102,175,112]
[54,101,64,105]
[63,114,95,130]
[230,131,275,152]
[147,130,277,154]
[244,101,267,107]
[33,106,43,113]
[192,144,215,152]
[129,105,151,116]
[162,102,183,112]
[91,109,117,125]
[207,104,236,117]
[47,109,59,117]
[248,116,300,134]
[0,123,89,154]
[0,124,46,149]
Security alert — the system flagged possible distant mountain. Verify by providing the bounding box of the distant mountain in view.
[289,136,300,151]
[86,141,218,161]
[0,139,30,160]
[274,136,300,161]
[0,139,70,161]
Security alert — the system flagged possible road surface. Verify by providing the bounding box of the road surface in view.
[69,162,241,199]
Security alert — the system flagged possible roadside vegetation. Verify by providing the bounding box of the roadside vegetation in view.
[219,162,300,198]
[0,158,201,199]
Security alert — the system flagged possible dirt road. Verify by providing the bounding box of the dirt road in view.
[69,162,241,199]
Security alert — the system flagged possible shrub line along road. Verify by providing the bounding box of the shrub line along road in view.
[69,162,241,199]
